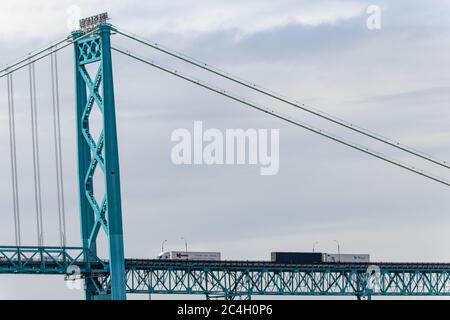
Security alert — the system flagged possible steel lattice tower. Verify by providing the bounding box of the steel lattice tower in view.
[72,24,126,300]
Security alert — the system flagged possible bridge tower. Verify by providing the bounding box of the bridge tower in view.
[72,24,126,300]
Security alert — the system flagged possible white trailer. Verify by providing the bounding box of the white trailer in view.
[322,253,370,263]
[157,251,221,261]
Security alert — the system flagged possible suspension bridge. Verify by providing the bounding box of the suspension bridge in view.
[1,17,450,300]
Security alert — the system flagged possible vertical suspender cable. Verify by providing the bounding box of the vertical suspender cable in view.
[29,62,44,246]
[51,52,66,247]
[7,73,21,246]
[50,53,61,246]
[29,63,39,244]
[55,52,67,247]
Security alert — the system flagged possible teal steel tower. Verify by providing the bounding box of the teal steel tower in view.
[72,24,126,300]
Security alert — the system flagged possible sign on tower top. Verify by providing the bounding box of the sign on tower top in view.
[79,12,109,32]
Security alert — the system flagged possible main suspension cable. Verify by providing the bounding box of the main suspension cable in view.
[1,36,69,75]
[113,26,450,170]
[112,46,450,187]
[0,28,98,79]
[6,73,21,245]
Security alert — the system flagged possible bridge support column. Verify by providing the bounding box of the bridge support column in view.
[72,24,126,300]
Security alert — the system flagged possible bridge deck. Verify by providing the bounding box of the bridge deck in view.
[2,247,450,297]
[126,259,450,269]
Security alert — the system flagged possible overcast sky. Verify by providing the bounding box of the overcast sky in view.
[1,0,450,299]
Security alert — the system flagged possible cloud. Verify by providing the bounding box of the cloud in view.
[0,0,366,41]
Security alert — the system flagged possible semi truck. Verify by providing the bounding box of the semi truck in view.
[322,253,370,263]
[157,251,221,261]
[271,252,370,264]
[271,252,322,264]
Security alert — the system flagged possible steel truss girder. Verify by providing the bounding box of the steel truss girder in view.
[2,247,450,298]
[123,265,450,297]
[0,246,110,297]
[0,246,107,274]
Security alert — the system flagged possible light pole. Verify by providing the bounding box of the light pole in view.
[161,239,167,253]
[180,237,188,253]
[333,240,341,262]
[312,241,319,253]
